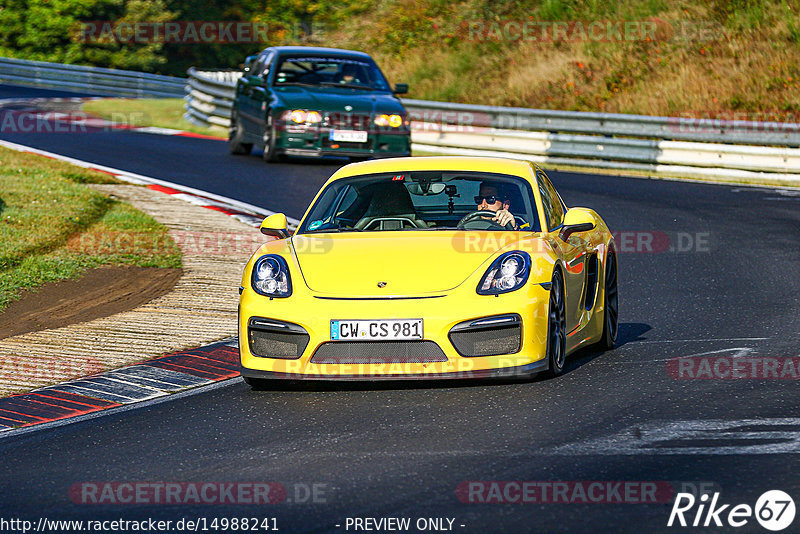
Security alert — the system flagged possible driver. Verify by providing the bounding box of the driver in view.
[475,182,517,229]
[338,63,362,85]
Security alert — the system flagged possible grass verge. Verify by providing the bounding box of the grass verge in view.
[0,146,182,312]
[81,98,225,137]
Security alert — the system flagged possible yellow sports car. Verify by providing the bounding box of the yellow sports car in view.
[238,156,617,383]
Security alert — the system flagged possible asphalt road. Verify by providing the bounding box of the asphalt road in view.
[2,86,800,533]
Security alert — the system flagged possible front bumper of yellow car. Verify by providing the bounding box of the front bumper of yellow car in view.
[238,281,551,380]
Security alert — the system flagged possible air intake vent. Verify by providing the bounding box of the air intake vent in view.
[311,341,447,364]
[584,253,598,310]
[449,314,522,357]
[248,318,309,360]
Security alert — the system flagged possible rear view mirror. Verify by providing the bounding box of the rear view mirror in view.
[393,83,409,95]
[407,182,446,195]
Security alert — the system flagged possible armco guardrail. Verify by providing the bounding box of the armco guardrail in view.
[403,99,800,147]
[184,68,240,127]
[0,56,185,98]
[181,67,800,183]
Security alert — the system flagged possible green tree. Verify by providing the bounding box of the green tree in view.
[0,0,175,72]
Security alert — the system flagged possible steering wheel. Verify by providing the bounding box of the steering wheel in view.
[457,210,516,231]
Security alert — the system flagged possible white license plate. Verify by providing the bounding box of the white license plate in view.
[330,130,368,143]
[331,319,423,341]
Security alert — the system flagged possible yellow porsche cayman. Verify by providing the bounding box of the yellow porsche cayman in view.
[238,156,617,384]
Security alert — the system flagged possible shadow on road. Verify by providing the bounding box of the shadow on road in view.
[542,322,652,380]
[616,322,652,347]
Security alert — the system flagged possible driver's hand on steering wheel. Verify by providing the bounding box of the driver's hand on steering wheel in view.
[492,209,516,229]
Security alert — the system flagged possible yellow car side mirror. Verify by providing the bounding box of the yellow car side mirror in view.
[560,208,596,241]
[260,213,290,239]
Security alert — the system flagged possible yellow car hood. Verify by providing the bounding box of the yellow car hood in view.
[291,231,526,296]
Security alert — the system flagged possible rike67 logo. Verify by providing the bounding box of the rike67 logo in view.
[668,490,795,531]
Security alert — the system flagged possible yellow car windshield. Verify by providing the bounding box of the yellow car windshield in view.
[297,171,541,234]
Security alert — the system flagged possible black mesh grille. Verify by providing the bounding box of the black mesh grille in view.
[449,325,521,357]
[248,328,309,360]
[311,341,447,364]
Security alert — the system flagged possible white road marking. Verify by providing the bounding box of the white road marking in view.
[630,338,769,344]
[610,347,764,364]
[553,418,800,456]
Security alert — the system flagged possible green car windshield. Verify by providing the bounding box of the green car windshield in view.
[273,56,391,91]
[297,171,541,234]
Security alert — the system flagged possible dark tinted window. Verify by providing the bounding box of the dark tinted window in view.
[536,170,565,230]
[273,56,390,91]
[297,171,540,233]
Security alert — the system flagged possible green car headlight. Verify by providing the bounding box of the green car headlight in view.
[374,114,403,127]
[285,110,323,124]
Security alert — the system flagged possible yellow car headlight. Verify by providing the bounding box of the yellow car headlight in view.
[477,252,531,295]
[252,255,292,298]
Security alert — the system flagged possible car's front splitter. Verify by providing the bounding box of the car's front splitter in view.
[240,358,549,381]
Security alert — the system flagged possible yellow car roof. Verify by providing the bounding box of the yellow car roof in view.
[327,156,537,185]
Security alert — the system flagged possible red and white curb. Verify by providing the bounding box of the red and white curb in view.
[0,138,300,229]
[0,339,242,435]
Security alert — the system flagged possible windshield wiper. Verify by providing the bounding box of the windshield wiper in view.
[319,82,375,91]
[301,227,363,234]
[275,82,321,88]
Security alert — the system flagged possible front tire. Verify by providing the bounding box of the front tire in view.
[262,121,281,163]
[545,269,567,377]
[228,111,252,155]
[598,250,619,350]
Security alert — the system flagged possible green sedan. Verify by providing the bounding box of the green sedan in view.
[229,46,411,163]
